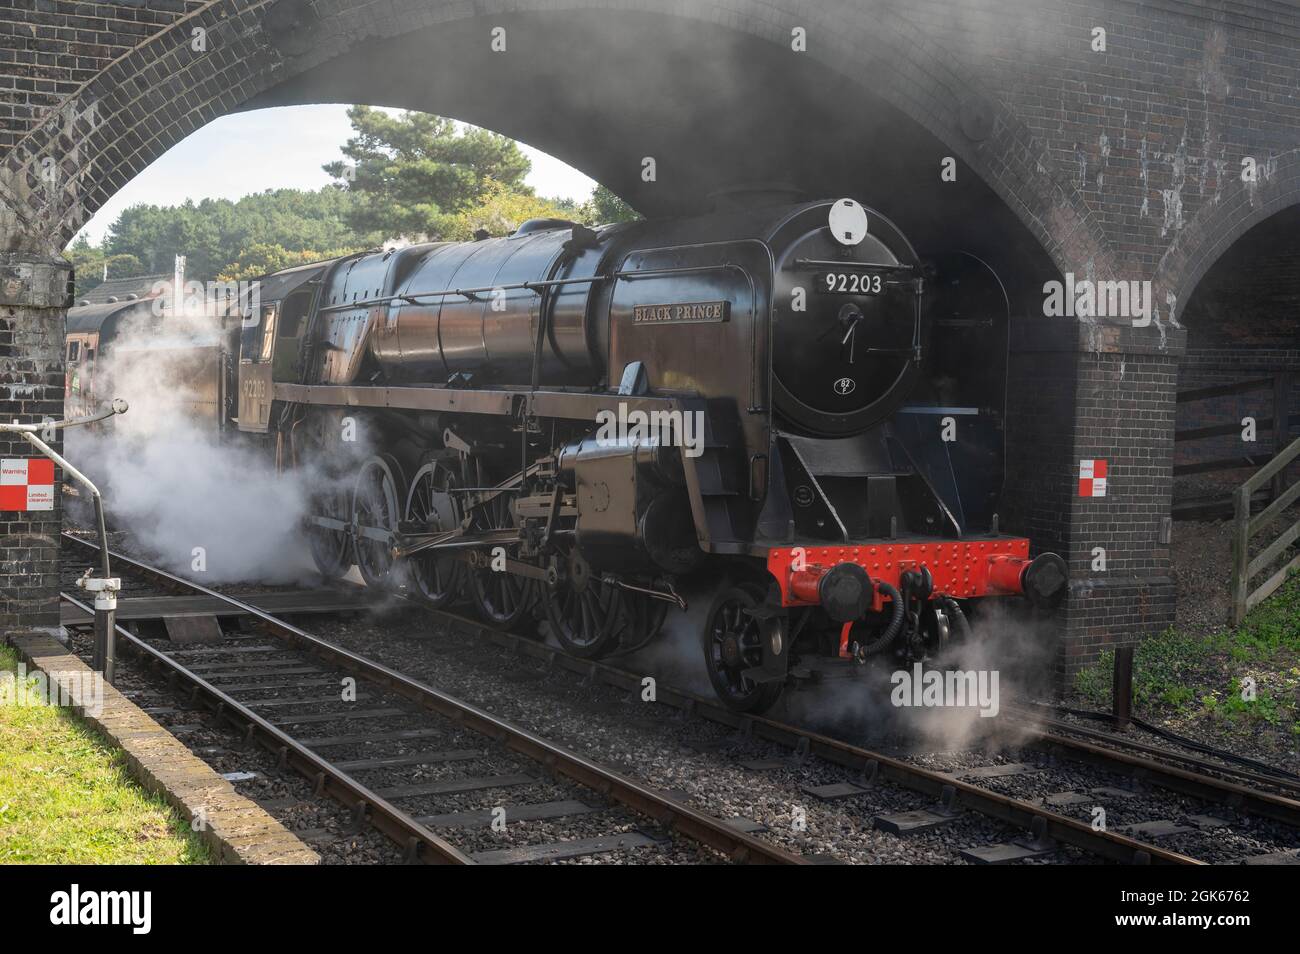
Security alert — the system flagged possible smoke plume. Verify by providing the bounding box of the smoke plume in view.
[65,307,323,584]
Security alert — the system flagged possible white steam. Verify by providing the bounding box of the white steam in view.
[66,308,320,584]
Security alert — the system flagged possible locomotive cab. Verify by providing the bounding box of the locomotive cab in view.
[235,261,334,433]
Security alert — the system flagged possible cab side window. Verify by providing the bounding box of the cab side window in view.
[278,291,310,340]
[240,304,278,363]
[67,340,80,363]
[259,304,277,363]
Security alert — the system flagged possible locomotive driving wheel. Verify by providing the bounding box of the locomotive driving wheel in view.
[466,490,534,629]
[543,549,622,658]
[306,484,352,580]
[404,460,463,609]
[351,454,405,589]
[703,584,784,713]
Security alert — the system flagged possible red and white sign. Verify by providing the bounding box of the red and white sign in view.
[0,458,55,511]
[1078,458,1108,498]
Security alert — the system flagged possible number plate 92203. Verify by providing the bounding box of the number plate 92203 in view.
[817,271,883,295]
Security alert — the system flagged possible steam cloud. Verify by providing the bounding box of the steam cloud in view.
[65,307,323,584]
[619,586,1055,754]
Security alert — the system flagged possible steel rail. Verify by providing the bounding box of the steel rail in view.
[59,588,472,865]
[1032,730,1300,829]
[405,611,1200,865]
[1005,703,1300,800]
[62,533,806,865]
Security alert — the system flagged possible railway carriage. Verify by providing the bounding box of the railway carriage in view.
[69,197,1066,713]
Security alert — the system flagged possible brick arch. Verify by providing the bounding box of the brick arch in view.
[1155,147,1300,321]
[0,0,1112,280]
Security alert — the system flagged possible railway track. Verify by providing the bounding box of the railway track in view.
[346,609,1300,865]
[385,613,1300,864]
[60,531,1300,865]
[59,533,805,865]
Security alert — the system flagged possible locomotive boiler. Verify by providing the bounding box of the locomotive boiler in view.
[85,197,1068,713]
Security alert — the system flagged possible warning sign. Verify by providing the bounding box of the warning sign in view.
[1078,458,1108,498]
[0,458,56,511]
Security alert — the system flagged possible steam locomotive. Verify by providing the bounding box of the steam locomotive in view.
[70,197,1067,712]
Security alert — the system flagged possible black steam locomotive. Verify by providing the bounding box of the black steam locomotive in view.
[79,197,1067,712]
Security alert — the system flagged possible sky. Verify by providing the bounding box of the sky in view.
[76,104,598,244]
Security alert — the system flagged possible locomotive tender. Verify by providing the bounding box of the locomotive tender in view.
[79,197,1068,712]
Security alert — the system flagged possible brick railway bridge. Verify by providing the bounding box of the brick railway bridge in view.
[1,0,1297,676]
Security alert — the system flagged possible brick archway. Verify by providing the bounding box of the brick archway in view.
[1155,147,1300,322]
[0,0,1109,282]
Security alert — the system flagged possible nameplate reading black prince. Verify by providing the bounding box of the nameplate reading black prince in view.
[632,300,730,324]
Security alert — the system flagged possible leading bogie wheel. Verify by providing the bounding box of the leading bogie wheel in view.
[703,583,784,713]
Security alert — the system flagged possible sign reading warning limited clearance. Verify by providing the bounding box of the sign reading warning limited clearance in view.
[0,458,55,511]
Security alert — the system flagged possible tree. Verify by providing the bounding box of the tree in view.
[442,179,587,241]
[216,243,367,283]
[66,234,144,299]
[103,187,376,283]
[324,107,532,240]
[583,184,640,225]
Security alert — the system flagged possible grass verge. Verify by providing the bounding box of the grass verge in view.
[0,643,211,864]
[1073,572,1300,752]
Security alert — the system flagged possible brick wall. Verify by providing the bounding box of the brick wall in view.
[0,1,205,153]
[1065,330,1181,675]
[1007,316,1184,677]
[0,253,70,634]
